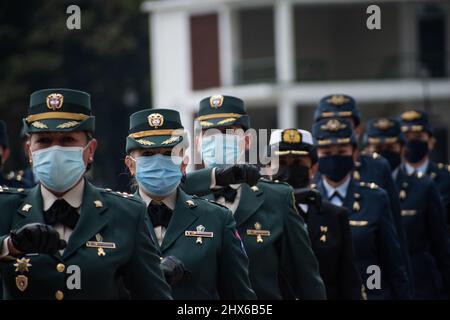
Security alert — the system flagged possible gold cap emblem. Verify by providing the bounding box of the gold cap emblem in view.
[326,95,349,106]
[282,129,301,144]
[148,113,164,128]
[401,110,422,121]
[209,95,224,108]
[46,93,64,111]
[321,119,347,132]
[374,118,393,131]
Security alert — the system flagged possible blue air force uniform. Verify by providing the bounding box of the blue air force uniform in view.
[314,95,413,295]
[312,117,411,299]
[395,169,450,298]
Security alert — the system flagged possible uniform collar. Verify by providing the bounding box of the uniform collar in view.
[299,203,308,214]
[404,159,429,175]
[322,175,351,200]
[392,167,400,180]
[41,179,85,211]
[138,187,177,210]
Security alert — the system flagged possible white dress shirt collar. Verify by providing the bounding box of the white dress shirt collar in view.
[41,179,85,212]
[322,175,351,200]
[404,159,429,175]
[139,188,177,210]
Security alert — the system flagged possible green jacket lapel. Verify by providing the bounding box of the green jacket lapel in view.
[14,185,45,229]
[160,188,199,252]
[62,181,108,259]
[234,184,264,226]
[134,190,161,252]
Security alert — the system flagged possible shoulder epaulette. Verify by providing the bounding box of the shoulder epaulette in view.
[437,163,450,173]
[192,195,229,210]
[0,185,27,195]
[101,188,141,202]
[6,171,25,182]
[359,182,379,189]
[259,178,289,187]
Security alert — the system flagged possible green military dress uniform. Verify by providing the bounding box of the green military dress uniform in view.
[184,173,326,299]
[126,108,256,300]
[0,88,172,300]
[0,182,172,299]
[185,95,326,299]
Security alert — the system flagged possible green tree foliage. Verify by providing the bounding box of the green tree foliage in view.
[0,0,152,189]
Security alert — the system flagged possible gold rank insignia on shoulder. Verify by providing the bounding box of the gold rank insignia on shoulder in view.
[320,119,347,132]
[353,170,360,180]
[46,93,64,110]
[282,129,301,144]
[246,222,270,243]
[326,95,349,106]
[209,95,224,108]
[148,113,164,128]
[86,233,116,257]
[185,225,213,245]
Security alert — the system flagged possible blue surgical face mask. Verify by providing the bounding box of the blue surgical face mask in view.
[201,133,242,168]
[134,154,183,197]
[32,145,88,193]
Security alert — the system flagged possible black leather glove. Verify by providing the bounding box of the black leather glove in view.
[294,188,322,211]
[10,223,67,255]
[215,164,260,187]
[160,255,188,286]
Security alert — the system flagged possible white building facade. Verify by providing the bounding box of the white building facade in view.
[142,0,450,160]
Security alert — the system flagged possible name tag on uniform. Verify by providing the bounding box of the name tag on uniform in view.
[401,210,417,216]
[86,234,116,257]
[185,225,213,244]
[86,241,117,249]
[349,220,368,227]
[246,222,270,243]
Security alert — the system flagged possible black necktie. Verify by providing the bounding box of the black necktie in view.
[329,191,344,203]
[44,199,79,229]
[148,202,172,228]
[213,186,238,203]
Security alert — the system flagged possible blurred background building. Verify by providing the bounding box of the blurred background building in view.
[142,0,450,162]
